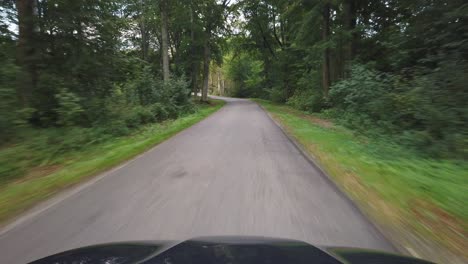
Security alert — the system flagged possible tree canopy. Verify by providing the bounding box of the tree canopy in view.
[1,0,467,157]
[223,0,468,158]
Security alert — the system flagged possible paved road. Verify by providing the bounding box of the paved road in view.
[0,97,394,263]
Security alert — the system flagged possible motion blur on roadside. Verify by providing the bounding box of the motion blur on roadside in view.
[0,1,466,264]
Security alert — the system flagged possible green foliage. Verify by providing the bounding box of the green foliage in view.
[0,87,17,139]
[0,0,200,136]
[287,89,324,113]
[55,89,84,126]
[329,63,467,158]
[226,0,468,159]
[0,34,18,140]
[268,86,286,103]
[329,65,396,130]
[0,99,222,184]
[161,76,192,107]
[102,75,194,133]
[150,103,170,122]
[225,53,264,98]
[0,100,225,224]
[257,99,468,259]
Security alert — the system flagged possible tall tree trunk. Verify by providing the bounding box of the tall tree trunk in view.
[160,0,170,82]
[16,0,38,108]
[191,63,199,96]
[140,0,148,61]
[322,2,331,97]
[217,67,221,95]
[201,36,211,102]
[343,0,356,77]
[222,78,225,95]
[190,1,198,96]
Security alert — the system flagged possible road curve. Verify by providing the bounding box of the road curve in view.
[0,97,394,263]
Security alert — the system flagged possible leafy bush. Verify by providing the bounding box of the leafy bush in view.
[150,103,170,122]
[395,57,468,157]
[269,86,287,103]
[0,45,19,141]
[135,106,156,124]
[329,62,468,158]
[287,89,324,112]
[123,105,156,127]
[0,87,17,139]
[225,53,264,98]
[104,120,130,136]
[330,65,395,119]
[161,76,191,106]
[55,89,84,126]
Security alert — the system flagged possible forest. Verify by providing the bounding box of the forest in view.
[221,0,467,159]
[0,1,467,262]
[1,1,467,158]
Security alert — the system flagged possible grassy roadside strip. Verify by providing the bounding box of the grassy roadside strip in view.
[253,99,467,263]
[0,99,225,226]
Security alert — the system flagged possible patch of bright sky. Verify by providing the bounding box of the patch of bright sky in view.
[0,6,17,35]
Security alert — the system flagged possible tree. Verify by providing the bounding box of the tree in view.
[190,0,200,95]
[16,0,37,108]
[160,0,170,82]
[321,2,331,97]
[343,0,356,63]
[199,0,230,102]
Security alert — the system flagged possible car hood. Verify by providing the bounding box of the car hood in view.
[30,236,434,264]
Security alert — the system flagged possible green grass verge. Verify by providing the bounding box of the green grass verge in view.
[253,99,467,258]
[0,99,225,225]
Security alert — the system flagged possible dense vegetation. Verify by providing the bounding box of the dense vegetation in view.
[0,1,466,260]
[223,0,467,158]
[256,99,467,262]
[2,1,465,160]
[0,100,224,224]
[0,0,232,181]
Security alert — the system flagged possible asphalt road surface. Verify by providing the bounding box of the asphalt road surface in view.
[0,97,394,263]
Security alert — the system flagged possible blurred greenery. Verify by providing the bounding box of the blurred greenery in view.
[1,0,467,258]
[221,0,467,159]
[255,99,468,256]
[0,99,224,224]
[0,0,234,225]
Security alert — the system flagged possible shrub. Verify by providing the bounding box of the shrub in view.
[164,103,180,119]
[330,65,394,115]
[122,105,160,129]
[135,106,155,124]
[104,120,130,136]
[0,54,19,140]
[55,89,84,126]
[269,86,287,103]
[329,64,397,131]
[287,89,324,112]
[328,61,468,158]
[161,76,191,106]
[150,103,170,122]
[0,87,18,140]
[179,100,197,115]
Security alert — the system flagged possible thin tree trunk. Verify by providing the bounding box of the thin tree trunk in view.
[201,37,211,102]
[222,79,225,95]
[160,0,170,82]
[16,0,37,108]
[343,0,356,77]
[322,2,331,97]
[190,1,198,96]
[140,0,148,61]
[217,68,221,95]
[192,63,199,96]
